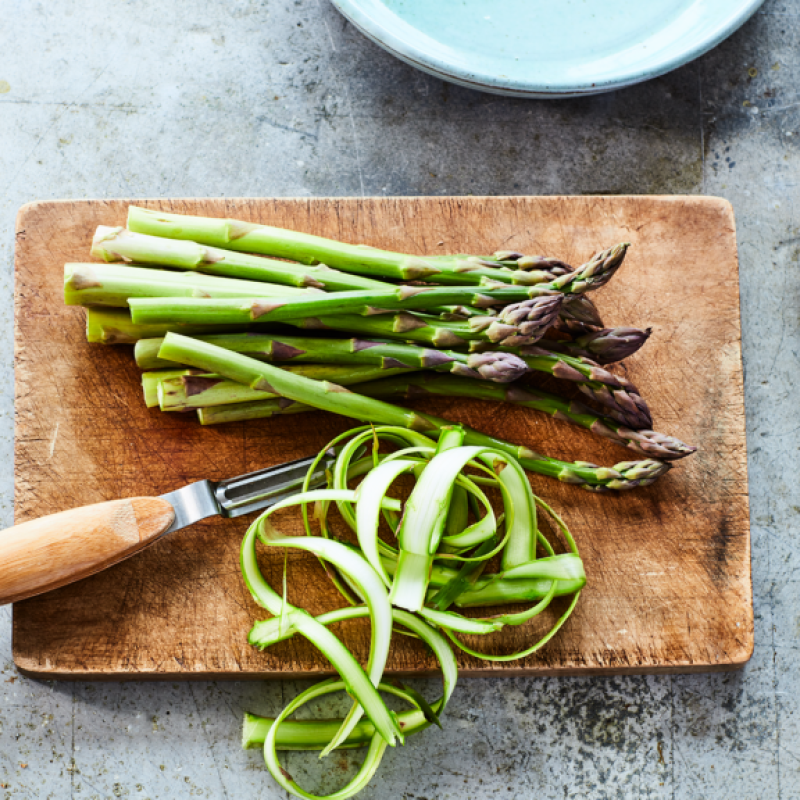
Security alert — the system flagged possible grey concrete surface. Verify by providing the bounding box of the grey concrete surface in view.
[0,1,797,797]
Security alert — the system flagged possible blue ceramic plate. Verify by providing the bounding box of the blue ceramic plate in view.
[331,0,765,97]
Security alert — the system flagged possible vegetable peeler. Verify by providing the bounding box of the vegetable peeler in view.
[0,451,336,605]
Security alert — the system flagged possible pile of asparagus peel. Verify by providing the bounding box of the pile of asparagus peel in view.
[66,206,697,492]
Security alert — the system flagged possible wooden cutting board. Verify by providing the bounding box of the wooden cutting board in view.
[12,196,751,679]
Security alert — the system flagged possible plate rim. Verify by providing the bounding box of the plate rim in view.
[330,0,766,97]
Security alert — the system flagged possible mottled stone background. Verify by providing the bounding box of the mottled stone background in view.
[0,1,796,797]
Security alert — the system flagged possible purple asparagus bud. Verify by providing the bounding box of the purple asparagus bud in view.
[492,250,525,261]
[544,354,654,430]
[560,295,604,327]
[582,459,672,492]
[600,426,697,460]
[466,352,529,383]
[574,327,651,363]
[550,242,630,295]
[474,294,564,347]
[578,380,653,430]
[551,318,601,337]
[515,255,573,273]
[542,326,652,364]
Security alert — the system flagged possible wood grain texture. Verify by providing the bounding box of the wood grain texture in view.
[0,498,174,605]
[12,196,752,679]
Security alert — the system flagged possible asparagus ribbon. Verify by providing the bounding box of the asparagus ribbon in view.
[238,423,585,797]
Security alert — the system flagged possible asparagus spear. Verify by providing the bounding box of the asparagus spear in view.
[136,330,651,428]
[86,307,254,344]
[199,397,314,423]
[136,333,528,383]
[127,240,627,328]
[125,311,484,359]
[125,206,565,286]
[159,333,668,492]
[127,206,623,289]
[193,371,693,460]
[126,288,550,327]
[91,224,487,320]
[483,242,631,295]
[88,304,538,351]
[493,252,573,272]
[152,296,550,350]
[92,226,388,292]
[470,326,652,364]
[287,295,560,349]
[293,312,476,348]
[535,327,651,364]
[135,332,319,370]
[349,374,695,460]
[158,364,413,410]
[65,263,316,307]
[142,369,199,407]
[518,349,652,429]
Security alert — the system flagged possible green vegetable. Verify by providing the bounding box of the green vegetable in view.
[126,206,627,290]
[92,225,389,291]
[158,333,671,492]
[155,364,411,411]
[350,373,695,461]
[238,424,584,797]
[64,262,314,307]
[85,307,255,344]
[141,331,528,383]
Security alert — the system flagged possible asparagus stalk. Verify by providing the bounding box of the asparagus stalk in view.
[293,311,476,348]
[349,373,695,460]
[161,333,669,491]
[194,372,693,460]
[109,305,537,353]
[86,307,254,344]
[293,296,560,349]
[91,226,483,320]
[65,262,316,307]
[126,287,556,327]
[127,242,627,330]
[535,327,651,364]
[520,349,653,430]
[200,396,315,423]
[470,326,652,364]
[135,332,325,370]
[476,243,627,295]
[199,396,314,423]
[159,374,281,410]
[137,330,651,428]
[142,369,198,407]
[158,364,413,410]
[437,304,497,320]
[493,252,573,272]
[127,206,578,286]
[92,226,388,292]
[136,333,529,383]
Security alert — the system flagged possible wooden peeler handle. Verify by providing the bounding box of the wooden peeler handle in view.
[0,498,175,605]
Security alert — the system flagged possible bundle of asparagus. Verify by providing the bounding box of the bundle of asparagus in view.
[65,206,696,492]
